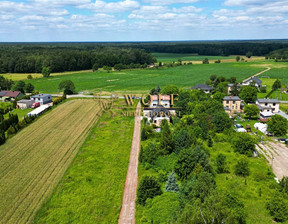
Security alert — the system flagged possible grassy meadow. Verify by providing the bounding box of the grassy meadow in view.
[0,100,102,224]
[152,53,236,62]
[34,100,135,224]
[24,62,267,94]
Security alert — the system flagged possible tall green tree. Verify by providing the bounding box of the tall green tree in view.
[240,86,257,103]
[42,67,51,77]
[244,104,260,119]
[232,133,255,156]
[267,114,288,136]
[58,80,75,94]
[234,158,249,177]
[24,83,35,93]
[137,176,162,205]
[159,120,174,155]
[236,56,240,62]
[216,153,228,173]
[272,79,281,90]
[12,81,26,93]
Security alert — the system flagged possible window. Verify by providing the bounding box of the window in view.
[226,101,229,104]
[232,106,234,109]
[233,101,235,104]
[38,98,40,100]
[273,103,276,106]
[153,104,157,106]
[265,103,268,106]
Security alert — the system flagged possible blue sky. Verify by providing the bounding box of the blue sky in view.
[0,0,287,41]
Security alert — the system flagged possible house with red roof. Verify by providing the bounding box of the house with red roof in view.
[0,91,24,102]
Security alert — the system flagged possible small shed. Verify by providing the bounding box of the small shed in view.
[17,99,34,109]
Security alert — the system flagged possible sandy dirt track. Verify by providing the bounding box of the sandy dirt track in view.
[119,102,141,224]
[256,141,288,179]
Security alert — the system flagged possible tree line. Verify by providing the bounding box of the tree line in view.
[0,44,156,73]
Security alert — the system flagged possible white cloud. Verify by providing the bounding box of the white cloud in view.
[30,0,91,7]
[142,0,198,5]
[79,0,140,13]
[223,0,272,7]
[173,6,203,13]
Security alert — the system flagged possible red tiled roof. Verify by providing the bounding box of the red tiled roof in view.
[0,91,21,98]
[151,95,171,101]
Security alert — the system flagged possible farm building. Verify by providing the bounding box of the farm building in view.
[27,104,51,117]
[30,94,52,105]
[0,91,24,102]
[17,99,34,109]
[256,99,280,113]
[191,84,214,94]
[223,96,244,116]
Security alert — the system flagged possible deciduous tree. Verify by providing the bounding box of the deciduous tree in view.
[267,114,288,136]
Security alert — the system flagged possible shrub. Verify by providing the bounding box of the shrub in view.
[234,159,249,177]
[137,176,162,205]
[232,133,255,156]
[216,153,228,173]
[267,192,288,222]
[27,75,33,79]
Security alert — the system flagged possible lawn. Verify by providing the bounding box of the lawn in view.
[25,63,265,94]
[34,100,135,224]
[0,100,102,224]
[4,108,33,120]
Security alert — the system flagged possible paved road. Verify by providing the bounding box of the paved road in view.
[277,110,288,120]
[119,102,141,224]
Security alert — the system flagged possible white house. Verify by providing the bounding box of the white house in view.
[242,76,262,88]
[30,94,52,105]
[256,99,280,113]
[143,95,176,126]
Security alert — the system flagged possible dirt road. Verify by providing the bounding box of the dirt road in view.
[241,67,271,83]
[256,141,288,179]
[119,102,141,224]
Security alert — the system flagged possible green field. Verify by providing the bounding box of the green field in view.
[34,100,135,223]
[25,63,266,94]
[152,53,236,62]
[4,108,33,120]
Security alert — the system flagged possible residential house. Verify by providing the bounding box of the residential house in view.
[223,96,244,116]
[0,91,24,102]
[143,95,176,126]
[191,84,214,94]
[227,83,241,94]
[17,99,34,109]
[259,111,275,123]
[30,94,52,105]
[242,76,262,88]
[256,99,280,113]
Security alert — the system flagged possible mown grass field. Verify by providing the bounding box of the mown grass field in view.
[152,53,236,62]
[25,63,266,94]
[0,99,102,224]
[4,108,33,120]
[34,100,135,223]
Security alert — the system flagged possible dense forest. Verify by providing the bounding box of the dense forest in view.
[0,45,156,73]
[0,40,288,74]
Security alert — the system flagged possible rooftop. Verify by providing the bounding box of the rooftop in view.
[223,96,241,101]
[257,99,280,104]
[191,84,214,91]
[151,95,171,101]
[0,91,22,98]
[31,94,51,98]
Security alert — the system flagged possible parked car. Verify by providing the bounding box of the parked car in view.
[235,124,243,129]
[31,102,40,109]
[278,138,286,143]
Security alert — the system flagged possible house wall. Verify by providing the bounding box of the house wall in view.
[257,102,279,113]
[150,100,170,108]
[223,100,242,114]
[31,95,52,105]
[17,101,34,109]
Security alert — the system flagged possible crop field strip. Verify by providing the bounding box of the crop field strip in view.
[0,100,103,224]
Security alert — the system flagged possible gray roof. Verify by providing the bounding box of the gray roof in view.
[18,99,34,103]
[257,99,280,104]
[31,94,51,98]
[191,84,214,91]
[223,96,241,101]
